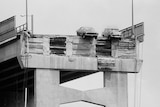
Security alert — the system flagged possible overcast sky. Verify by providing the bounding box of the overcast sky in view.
[0,0,160,107]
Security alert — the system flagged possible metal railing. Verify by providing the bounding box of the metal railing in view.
[16,24,27,33]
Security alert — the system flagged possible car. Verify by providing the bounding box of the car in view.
[76,27,98,38]
[102,28,122,40]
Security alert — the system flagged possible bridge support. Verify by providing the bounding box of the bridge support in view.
[104,72,128,107]
[34,69,128,107]
[34,69,60,107]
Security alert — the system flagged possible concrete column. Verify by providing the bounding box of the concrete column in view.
[104,72,128,107]
[34,69,60,107]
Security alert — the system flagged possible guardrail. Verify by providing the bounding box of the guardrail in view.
[20,34,136,59]
[16,24,27,33]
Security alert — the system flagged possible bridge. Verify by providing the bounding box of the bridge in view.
[0,16,144,107]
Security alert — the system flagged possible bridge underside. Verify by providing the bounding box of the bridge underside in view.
[0,57,97,92]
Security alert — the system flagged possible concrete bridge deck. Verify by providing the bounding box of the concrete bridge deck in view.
[0,16,144,107]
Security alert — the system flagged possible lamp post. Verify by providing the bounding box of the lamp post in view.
[31,14,34,34]
[26,0,28,30]
[25,0,28,104]
[132,0,134,36]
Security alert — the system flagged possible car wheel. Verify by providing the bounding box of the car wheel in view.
[77,32,80,36]
[82,35,85,38]
[108,35,111,40]
[81,33,85,38]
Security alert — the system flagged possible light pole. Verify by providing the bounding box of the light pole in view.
[21,15,34,34]
[26,0,28,30]
[31,14,34,34]
[132,0,134,36]
[25,1,29,107]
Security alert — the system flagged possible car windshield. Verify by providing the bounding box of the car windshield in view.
[81,27,95,32]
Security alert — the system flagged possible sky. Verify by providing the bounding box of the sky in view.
[0,0,160,107]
